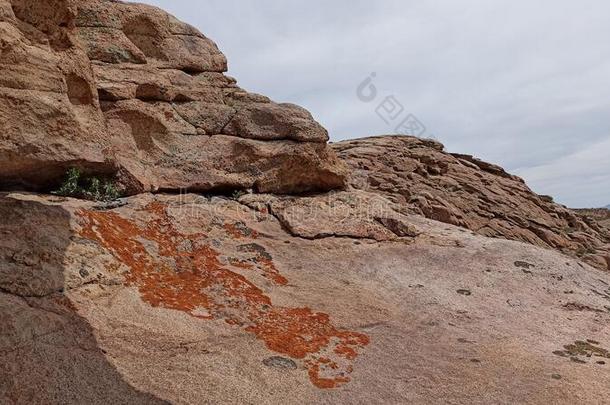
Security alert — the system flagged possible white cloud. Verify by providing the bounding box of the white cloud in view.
[514,137,610,208]
[130,0,610,207]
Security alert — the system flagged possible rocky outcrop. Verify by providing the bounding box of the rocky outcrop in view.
[3,2,610,404]
[576,208,610,247]
[0,0,346,194]
[2,191,610,403]
[333,136,610,270]
[239,191,420,241]
[0,0,112,188]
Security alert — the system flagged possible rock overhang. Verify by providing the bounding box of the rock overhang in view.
[0,0,347,195]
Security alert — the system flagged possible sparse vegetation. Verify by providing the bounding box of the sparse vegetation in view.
[53,168,122,201]
[231,189,247,200]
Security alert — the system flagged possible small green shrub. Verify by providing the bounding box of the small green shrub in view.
[102,181,121,201]
[85,177,102,201]
[53,167,81,197]
[53,168,122,201]
[231,189,247,200]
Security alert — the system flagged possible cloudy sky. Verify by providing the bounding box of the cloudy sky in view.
[134,0,609,208]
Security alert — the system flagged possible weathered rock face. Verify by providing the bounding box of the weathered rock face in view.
[0,0,346,194]
[0,0,112,189]
[239,191,420,241]
[576,208,610,233]
[3,2,610,404]
[2,191,610,404]
[333,136,610,270]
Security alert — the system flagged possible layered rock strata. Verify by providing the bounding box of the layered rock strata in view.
[0,0,346,195]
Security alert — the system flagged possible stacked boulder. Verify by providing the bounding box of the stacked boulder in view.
[0,0,347,194]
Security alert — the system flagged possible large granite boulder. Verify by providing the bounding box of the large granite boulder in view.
[0,0,346,194]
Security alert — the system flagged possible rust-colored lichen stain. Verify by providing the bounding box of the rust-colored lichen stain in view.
[77,202,369,388]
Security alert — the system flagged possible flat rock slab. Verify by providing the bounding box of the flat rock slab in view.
[1,192,609,404]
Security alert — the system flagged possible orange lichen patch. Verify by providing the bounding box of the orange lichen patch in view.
[77,202,369,389]
[335,343,359,360]
[228,258,255,270]
[306,358,350,389]
[223,222,258,239]
[245,308,369,360]
[225,318,242,326]
[256,257,288,285]
[234,243,288,286]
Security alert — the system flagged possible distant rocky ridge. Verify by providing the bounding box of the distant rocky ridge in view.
[334,136,610,270]
[575,207,610,235]
[0,0,346,195]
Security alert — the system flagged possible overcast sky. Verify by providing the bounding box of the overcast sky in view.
[133,0,609,208]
